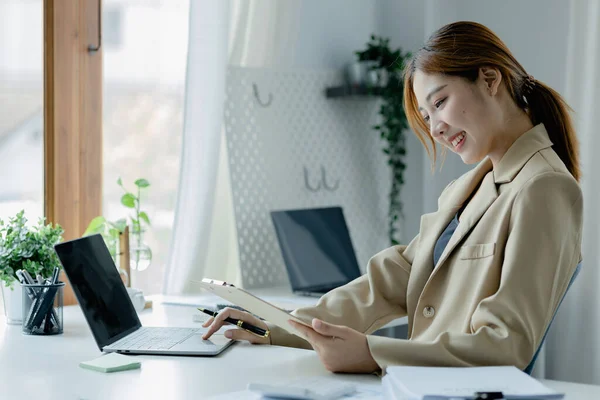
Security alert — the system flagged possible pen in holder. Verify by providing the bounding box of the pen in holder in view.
[21,282,65,335]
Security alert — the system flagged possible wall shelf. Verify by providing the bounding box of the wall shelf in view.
[324,85,383,98]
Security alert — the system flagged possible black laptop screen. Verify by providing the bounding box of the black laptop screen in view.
[54,234,140,350]
[270,206,362,293]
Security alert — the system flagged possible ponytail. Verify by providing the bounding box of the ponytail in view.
[524,79,581,182]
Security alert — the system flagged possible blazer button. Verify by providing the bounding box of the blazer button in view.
[423,306,435,318]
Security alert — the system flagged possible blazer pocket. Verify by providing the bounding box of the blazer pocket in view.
[459,243,496,260]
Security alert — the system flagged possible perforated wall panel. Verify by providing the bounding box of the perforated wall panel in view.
[224,67,391,288]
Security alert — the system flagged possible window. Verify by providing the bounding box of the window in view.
[0,0,44,223]
[0,0,44,313]
[102,0,190,294]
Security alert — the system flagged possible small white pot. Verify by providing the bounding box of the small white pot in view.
[1,281,23,325]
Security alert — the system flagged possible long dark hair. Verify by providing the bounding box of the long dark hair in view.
[403,21,580,181]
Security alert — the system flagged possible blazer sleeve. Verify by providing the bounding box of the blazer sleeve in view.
[267,234,419,349]
[366,172,583,372]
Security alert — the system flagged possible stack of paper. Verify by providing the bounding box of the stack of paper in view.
[382,366,564,400]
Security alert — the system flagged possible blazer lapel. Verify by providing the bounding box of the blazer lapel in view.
[432,171,498,275]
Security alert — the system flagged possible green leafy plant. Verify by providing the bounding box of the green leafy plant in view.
[356,35,411,245]
[355,35,402,68]
[0,210,64,288]
[84,178,152,269]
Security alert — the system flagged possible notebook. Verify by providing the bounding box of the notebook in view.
[55,234,234,356]
[383,366,564,400]
[270,206,362,296]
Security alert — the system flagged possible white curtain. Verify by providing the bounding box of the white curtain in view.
[164,0,301,293]
[543,0,600,384]
[163,0,230,294]
[228,0,302,67]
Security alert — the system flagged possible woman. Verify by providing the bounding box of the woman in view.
[202,21,583,375]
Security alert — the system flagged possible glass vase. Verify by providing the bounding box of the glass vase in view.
[130,229,152,271]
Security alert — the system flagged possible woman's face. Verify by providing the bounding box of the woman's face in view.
[412,69,496,165]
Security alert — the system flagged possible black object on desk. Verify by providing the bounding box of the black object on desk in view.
[22,282,65,335]
[474,392,504,400]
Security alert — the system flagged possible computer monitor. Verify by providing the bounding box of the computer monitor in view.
[270,206,362,295]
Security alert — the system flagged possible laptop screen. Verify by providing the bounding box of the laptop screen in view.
[270,206,362,293]
[54,234,141,350]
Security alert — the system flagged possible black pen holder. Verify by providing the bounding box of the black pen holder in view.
[21,282,65,335]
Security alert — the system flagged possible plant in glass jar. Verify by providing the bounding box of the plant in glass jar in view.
[84,178,152,271]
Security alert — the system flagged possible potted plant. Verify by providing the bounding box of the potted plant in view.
[353,35,400,88]
[84,177,152,274]
[356,35,411,244]
[0,210,64,324]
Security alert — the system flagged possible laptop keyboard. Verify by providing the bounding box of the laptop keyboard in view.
[112,327,199,350]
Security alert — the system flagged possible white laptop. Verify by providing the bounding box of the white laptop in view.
[54,234,234,356]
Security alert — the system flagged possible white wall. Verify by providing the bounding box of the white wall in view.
[378,0,427,242]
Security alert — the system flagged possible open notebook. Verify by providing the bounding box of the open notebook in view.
[383,366,563,400]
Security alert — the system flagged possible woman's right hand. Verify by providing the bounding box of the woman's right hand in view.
[202,307,270,345]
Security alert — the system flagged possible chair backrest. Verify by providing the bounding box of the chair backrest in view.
[523,261,582,375]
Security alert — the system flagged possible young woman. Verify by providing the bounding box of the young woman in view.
[202,21,583,375]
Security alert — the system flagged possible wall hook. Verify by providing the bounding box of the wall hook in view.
[252,83,273,107]
[321,166,340,192]
[303,166,321,192]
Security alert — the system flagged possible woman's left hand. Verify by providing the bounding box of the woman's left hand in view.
[288,318,380,374]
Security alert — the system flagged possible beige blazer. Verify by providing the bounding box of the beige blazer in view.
[267,124,583,373]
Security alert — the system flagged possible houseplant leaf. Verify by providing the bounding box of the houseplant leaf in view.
[139,212,151,226]
[121,194,136,208]
[84,216,106,236]
[134,179,150,188]
[109,218,128,233]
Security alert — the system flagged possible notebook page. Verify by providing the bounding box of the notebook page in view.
[386,366,563,399]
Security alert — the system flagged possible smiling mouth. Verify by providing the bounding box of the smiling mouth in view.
[450,131,465,148]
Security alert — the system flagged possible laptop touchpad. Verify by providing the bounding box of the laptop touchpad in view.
[171,333,232,351]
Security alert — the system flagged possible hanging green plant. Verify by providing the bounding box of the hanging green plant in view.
[355,35,411,245]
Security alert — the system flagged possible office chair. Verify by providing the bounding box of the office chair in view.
[523,261,583,375]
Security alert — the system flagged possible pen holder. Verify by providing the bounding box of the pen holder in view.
[21,282,65,335]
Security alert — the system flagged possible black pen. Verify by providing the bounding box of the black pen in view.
[197,307,270,338]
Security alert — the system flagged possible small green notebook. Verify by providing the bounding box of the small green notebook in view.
[79,352,141,373]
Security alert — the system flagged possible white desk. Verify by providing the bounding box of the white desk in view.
[1,302,599,399]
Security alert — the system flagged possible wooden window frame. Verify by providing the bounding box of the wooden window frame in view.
[44,0,103,305]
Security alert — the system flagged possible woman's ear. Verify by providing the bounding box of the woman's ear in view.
[479,67,502,96]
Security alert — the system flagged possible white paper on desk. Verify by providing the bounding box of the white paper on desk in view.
[385,366,564,399]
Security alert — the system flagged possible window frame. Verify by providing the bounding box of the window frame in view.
[44,0,103,305]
